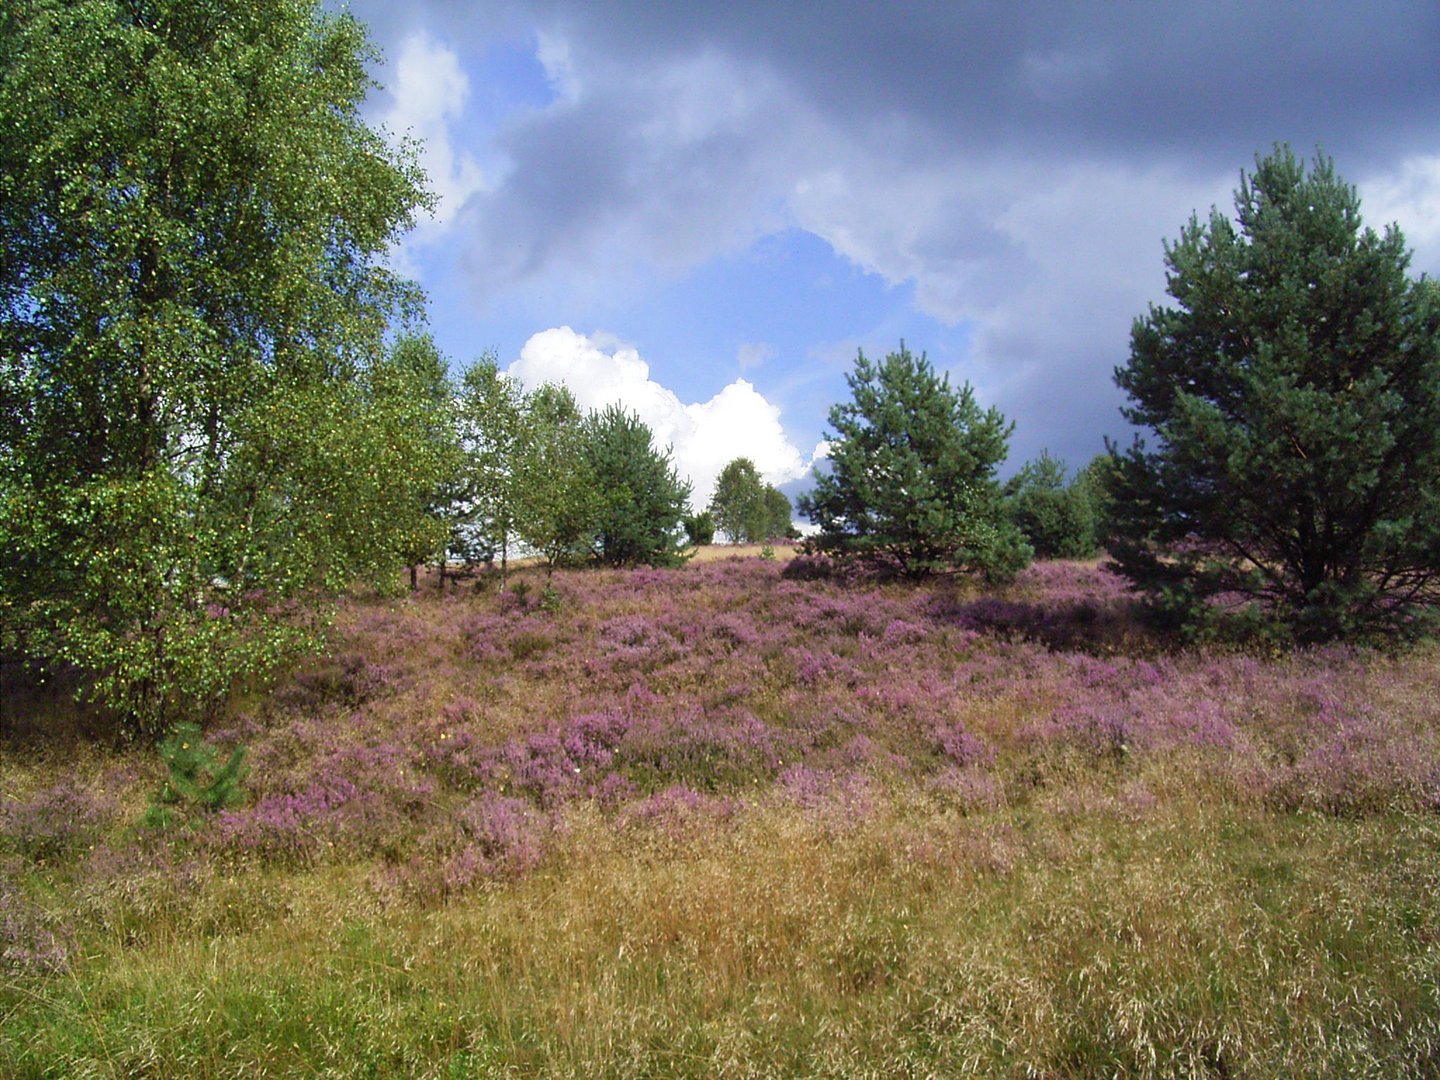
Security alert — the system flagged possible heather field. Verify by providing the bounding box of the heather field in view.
[3,556,1439,1078]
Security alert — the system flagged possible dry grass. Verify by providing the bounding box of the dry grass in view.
[3,558,1438,1077]
[686,542,801,564]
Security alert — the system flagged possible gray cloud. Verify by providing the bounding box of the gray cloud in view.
[343,0,1440,472]
[485,1,1440,159]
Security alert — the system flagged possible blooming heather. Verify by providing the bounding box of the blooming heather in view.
[6,557,1437,891]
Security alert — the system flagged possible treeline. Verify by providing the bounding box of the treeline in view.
[0,0,803,734]
[2,2,1437,737]
[401,341,694,583]
[386,336,807,583]
[364,332,1111,588]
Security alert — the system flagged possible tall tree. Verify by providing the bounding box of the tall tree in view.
[583,405,691,567]
[513,385,599,577]
[455,353,526,581]
[799,343,1028,580]
[0,0,430,730]
[1107,146,1440,641]
[374,333,466,591]
[762,485,796,541]
[710,457,768,543]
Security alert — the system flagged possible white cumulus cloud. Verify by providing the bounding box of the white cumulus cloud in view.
[1361,154,1440,275]
[506,327,808,508]
[378,32,486,233]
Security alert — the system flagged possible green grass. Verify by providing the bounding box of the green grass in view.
[4,560,1438,1077]
[5,798,1438,1078]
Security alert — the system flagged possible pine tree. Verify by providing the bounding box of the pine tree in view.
[800,342,1028,580]
[583,406,691,567]
[1107,146,1440,641]
[1004,451,1098,559]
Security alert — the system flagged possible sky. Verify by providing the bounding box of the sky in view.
[337,0,1440,510]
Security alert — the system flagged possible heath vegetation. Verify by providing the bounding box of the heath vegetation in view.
[2,2,1438,1076]
[3,556,1438,1077]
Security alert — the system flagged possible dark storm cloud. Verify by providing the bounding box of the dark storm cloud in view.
[348,0,1440,280]
[490,0,1440,162]
[458,94,640,283]
[359,0,1440,281]
[342,0,1440,473]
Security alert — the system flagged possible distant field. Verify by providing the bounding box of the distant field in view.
[448,541,800,573]
[688,540,800,563]
[3,556,1437,1078]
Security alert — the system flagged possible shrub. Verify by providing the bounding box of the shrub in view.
[799,341,1029,580]
[1004,451,1098,559]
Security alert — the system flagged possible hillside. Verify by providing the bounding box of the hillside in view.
[3,557,1438,1077]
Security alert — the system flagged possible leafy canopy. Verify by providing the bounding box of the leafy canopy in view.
[762,485,797,541]
[453,353,527,576]
[456,383,691,575]
[683,510,716,548]
[512,385,599,577]
[374,333,469,588]
[799,342,1028,580]
[710,457,794,544]
[710,458,767,543]
[1107,146,1440,641]
[0,0,431,730]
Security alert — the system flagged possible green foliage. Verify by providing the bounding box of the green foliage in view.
[709,459,793,543]
[1004,451,1099,559]
[463,378,692,575]
[763,485,798,541]
[144,722,247,828]
[582,405,692,567]
[1073,453,1120,551]
[371,333,467,588]
[0,0,430,730]
[455,353,526,577]
[513,386,601,575]
[683,511,716,548]
[799,342,1029,580]
[1108,146,1440,642]
[710,458,768,543]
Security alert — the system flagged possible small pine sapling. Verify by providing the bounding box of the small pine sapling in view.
[144,723,248,828]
